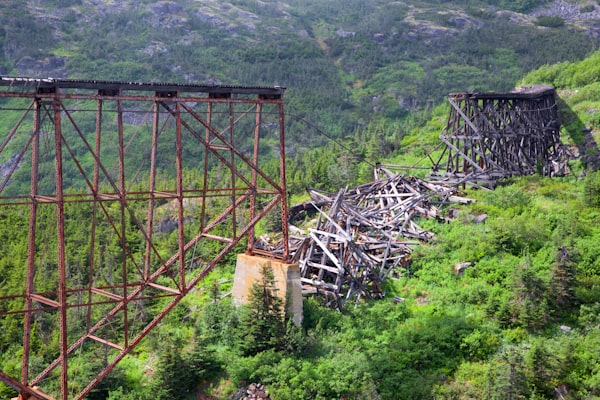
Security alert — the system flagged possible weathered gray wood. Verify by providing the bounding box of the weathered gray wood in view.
[255,169,475,309]
[432,87,567,186]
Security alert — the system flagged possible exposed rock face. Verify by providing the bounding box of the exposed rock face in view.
[0,153,21,185]
[531,0,600,37]
[15,56,68,78]
[145,1,187,29]
[83,0,135,14]
[400,7,485,46]
[147,0,183,15]
[399,1,600,43]
[194,2,262,33]
[532,0,600,21]
[454,262,473,276]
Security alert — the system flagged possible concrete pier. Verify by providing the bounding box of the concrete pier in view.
[232,254,303,325]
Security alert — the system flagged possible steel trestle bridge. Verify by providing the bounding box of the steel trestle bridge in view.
[0,77,289,400]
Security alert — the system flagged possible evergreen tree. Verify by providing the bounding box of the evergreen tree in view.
[237,263,285,356]
[548,246,577,318]
[512,262,549,331]
[578,303,600,333]
[282,317,308,356]
[525,341,555,397]
[151,340,196,400]
[583,171,600,207]
[488,346,529,400]
[184,338,222,384]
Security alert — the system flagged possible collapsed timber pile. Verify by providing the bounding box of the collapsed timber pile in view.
[258,169,473,309]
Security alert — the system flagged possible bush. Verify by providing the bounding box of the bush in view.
[150,343,197,400]
[536,16,565,27]
[584,171,600,208]
[489,213,549,255]
[580,4,596,13]
[578,303,600,332]
[460,328,501,361]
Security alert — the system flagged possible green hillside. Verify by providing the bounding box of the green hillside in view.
[1,1,600,399]
[1,0,599,152]
[2,0,599,193]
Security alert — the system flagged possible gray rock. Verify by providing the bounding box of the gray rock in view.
[147,1,183,16]
[559,325,572,333]
[16,56,68,78]
[473,213,488,224]
[454,262,473,276]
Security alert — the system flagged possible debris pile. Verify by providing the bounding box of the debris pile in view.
[257,169,474,309]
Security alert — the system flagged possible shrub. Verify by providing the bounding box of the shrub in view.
[580,4,596,13]
[536,16,565,28]
[583,171,600,208]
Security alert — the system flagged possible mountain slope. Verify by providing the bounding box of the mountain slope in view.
[1,3,600,399]
[1,0,599,134]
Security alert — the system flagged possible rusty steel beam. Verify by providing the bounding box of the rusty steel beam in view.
[0,76,285,97]
[52,93,69,400]
[22,98,40,387]
[0,77,289,400]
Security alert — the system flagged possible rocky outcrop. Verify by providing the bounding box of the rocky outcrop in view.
[194,2,262,33]
[532,0,600,21]
[234,383,270,400]
[531,0,600,37]
[15,56,68,78]
[145,1,188,29]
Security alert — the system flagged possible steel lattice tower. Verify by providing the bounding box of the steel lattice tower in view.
[0,77,289,400]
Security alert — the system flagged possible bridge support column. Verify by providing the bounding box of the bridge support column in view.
[232,254,303,325]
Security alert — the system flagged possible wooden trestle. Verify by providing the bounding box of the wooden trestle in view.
[431,85,569,188]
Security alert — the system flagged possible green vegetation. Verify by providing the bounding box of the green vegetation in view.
[536,15,566,27]
[521,50,600,153]
[1,0,598,155]
[2,49,600,397]
[1,1,600,399]
[237,264,285,356]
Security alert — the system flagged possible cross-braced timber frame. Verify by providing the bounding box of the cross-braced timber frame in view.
[430,85,567,187]
[0,77,289,400]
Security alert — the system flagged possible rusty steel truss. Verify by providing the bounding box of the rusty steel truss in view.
[0,77,289,400]
[430,85,567,187]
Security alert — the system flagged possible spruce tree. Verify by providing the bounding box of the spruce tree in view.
[238,263,284,356]
[151,341,196,399]
[512,262,549,331]
[525,341,554,397]
[548,246,577,317]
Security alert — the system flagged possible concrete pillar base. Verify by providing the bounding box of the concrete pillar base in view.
[232,254,303,325]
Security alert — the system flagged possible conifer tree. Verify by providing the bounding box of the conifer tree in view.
[512,261,549,331]
[151,340,196,399]
[238,263,285,356]
[525,341,554,397]
[488,346,529,400]
[548,246,577,317]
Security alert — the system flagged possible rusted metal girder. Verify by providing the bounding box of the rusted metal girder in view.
[0,77,289,400]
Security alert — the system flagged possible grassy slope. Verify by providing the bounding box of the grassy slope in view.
[1,2,600,399]
[123,52,600,399]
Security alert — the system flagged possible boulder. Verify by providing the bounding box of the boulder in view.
[454,262,473,276]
